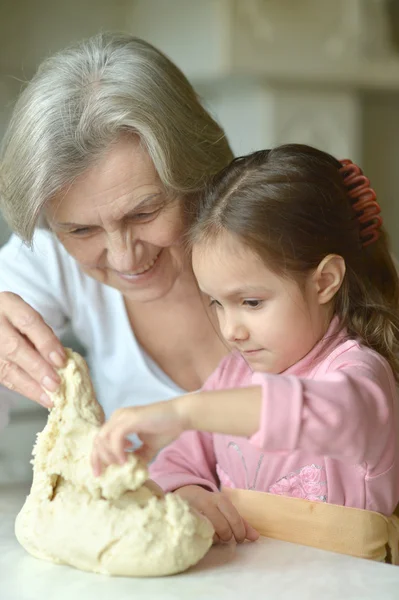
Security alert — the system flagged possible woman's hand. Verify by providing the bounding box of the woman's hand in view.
[0,292,66,408]
[175,485,259,544]
[91,399,186,476]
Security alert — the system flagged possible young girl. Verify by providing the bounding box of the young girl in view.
[92,144,399,547]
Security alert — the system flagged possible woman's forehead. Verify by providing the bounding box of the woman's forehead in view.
[46,139,163,225]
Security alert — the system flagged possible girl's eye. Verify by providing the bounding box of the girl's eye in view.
[243,299,262,308]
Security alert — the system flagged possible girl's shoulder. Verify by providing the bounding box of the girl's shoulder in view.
[320,335,396,391]
[326,335,387,368]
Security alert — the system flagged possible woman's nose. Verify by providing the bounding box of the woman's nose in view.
[106,230,135,272]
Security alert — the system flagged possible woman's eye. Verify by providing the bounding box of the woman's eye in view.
[243,299,262,308]
[69,228,91,236]
[130,209,160,221]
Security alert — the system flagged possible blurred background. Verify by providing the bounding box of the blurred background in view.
[1,0,399,484]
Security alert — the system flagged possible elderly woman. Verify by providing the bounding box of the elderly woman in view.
[0,33,232,416]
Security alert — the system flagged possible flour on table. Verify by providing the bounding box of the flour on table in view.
[15,349,213,576]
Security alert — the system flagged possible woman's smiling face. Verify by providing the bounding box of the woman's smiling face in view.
[46,136,188,302]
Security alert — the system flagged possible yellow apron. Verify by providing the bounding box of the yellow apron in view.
[222,487,399,564]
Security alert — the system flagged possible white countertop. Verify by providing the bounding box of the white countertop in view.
[1,485,399,600]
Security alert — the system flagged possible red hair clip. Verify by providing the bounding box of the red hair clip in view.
[339,159,382,247]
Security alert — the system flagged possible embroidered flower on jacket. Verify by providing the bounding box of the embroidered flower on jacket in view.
[268,464,327,502]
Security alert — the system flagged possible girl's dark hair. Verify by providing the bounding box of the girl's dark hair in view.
[189,144,399,378]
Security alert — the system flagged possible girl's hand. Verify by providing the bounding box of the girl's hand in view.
[91,399,185,476]
[175,485,259,544]
[142,478,164,498]
[0,292,66,408]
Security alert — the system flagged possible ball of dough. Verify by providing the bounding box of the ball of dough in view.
[15,350,213,576]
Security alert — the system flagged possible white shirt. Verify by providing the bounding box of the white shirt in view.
[0,230,184,424]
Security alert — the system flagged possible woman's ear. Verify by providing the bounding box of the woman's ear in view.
[313,254,346,305]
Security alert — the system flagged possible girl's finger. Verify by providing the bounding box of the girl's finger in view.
[218,497,247,543]
[91,450,102,477]
[243,519,260,542]
[93,438,118,470]
[203,506,233,543]
[142,479,164,498]
[212,533,221,545]
[134,443,158,464]
[104,431,127,465]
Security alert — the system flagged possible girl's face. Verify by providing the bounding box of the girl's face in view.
[45,136,188,303]
[192,231,330,374]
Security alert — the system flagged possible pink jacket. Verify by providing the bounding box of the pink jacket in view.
[150,319,399,515]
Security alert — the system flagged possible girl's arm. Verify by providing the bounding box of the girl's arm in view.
[149,430,219,493]
[92,352,395,471]
[150,430,259,545]
[91,357,250,475]
[91,386,261,473]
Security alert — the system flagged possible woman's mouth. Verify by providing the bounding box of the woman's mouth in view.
[116,251,161,280]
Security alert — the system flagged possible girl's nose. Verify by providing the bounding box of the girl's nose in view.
[221,315,249,343]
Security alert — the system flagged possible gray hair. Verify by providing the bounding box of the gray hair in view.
[0,32,233,244]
